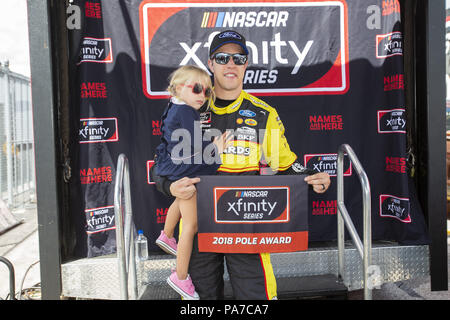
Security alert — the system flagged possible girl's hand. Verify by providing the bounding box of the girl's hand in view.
[213,131,233,154]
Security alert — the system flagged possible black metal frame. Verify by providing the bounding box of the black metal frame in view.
[402,0,447,292]
[26,0,70,299]
[27,0,448,299]
[414,0,448,291]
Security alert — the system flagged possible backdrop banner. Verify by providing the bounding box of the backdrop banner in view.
[68,0,430,258]
[196,175,308,253]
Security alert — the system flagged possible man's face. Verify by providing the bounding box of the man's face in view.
[208,43,248,99]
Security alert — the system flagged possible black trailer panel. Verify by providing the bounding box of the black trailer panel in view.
[414,0,448,291]
[27,0,63,300]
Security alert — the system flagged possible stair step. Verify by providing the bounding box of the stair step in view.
[224,274,347,300]
[139,274,347,300]
[278,274,348,300]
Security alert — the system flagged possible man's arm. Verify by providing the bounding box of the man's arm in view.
[150,165,173,197]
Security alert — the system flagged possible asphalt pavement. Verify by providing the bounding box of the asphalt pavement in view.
[0,203,40,300]
[0,205,449,300]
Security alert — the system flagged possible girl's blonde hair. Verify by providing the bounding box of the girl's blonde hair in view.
[167,65,215,109]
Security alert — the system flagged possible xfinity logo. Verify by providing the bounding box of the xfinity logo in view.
[387,202,405,215]
[377,109,406,133]
[140,1,348,97]
[79,125,109,138]
[79,118,119,143]
[304,153,352,177]
[313,160,337,172]
[82,39,104,57]
[179,32,313,76]
[77,37,113,65]
[376,32,403,59]
[214,186,289,223]
[87,212,114,229]
[386,117,405,128]
[379,194,411,223]
[227,197,277,216]
[85,205,115,234]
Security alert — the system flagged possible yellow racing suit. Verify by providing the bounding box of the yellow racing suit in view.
[206,90,297,174]
[153,90,310,299]
[189,91,299,299]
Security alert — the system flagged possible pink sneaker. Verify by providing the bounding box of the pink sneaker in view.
[167,270,199,300]
[155,231,177,256]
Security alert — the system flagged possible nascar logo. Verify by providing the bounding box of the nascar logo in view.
[200,11,289,28]
[235,190,269,197]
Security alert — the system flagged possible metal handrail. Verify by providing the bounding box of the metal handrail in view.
[0,256,16,300]
[114,154,138,300]
[337,144,372,300]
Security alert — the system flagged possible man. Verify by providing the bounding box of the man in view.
[153,30,330,299]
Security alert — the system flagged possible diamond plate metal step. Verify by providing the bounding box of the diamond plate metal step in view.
[61,243,429,300]
[137,274,348,300]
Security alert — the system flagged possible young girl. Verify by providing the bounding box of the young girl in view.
[154,65,230,300]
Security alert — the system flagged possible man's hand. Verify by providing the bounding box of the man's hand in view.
[304,172,330,194]
[169,177,201,200]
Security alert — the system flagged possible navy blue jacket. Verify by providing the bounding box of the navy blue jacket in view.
[155,100,220,181]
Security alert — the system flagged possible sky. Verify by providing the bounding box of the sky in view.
[0,0,449,79]
[0,0,30,77]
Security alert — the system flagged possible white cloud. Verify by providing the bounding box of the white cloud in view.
[0,0,30,77]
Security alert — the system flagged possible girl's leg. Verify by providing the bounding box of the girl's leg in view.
[163,198,181,238]
[176,191,198,280]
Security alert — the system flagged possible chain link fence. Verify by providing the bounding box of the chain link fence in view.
[0,63,35,210]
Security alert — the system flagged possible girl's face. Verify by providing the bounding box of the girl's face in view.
[176,78,212,110]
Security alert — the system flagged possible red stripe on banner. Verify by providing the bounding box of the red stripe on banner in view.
[208,12,217,28]
[139,3,186,99]
[303,51,342,89]
[198,231,308,253]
